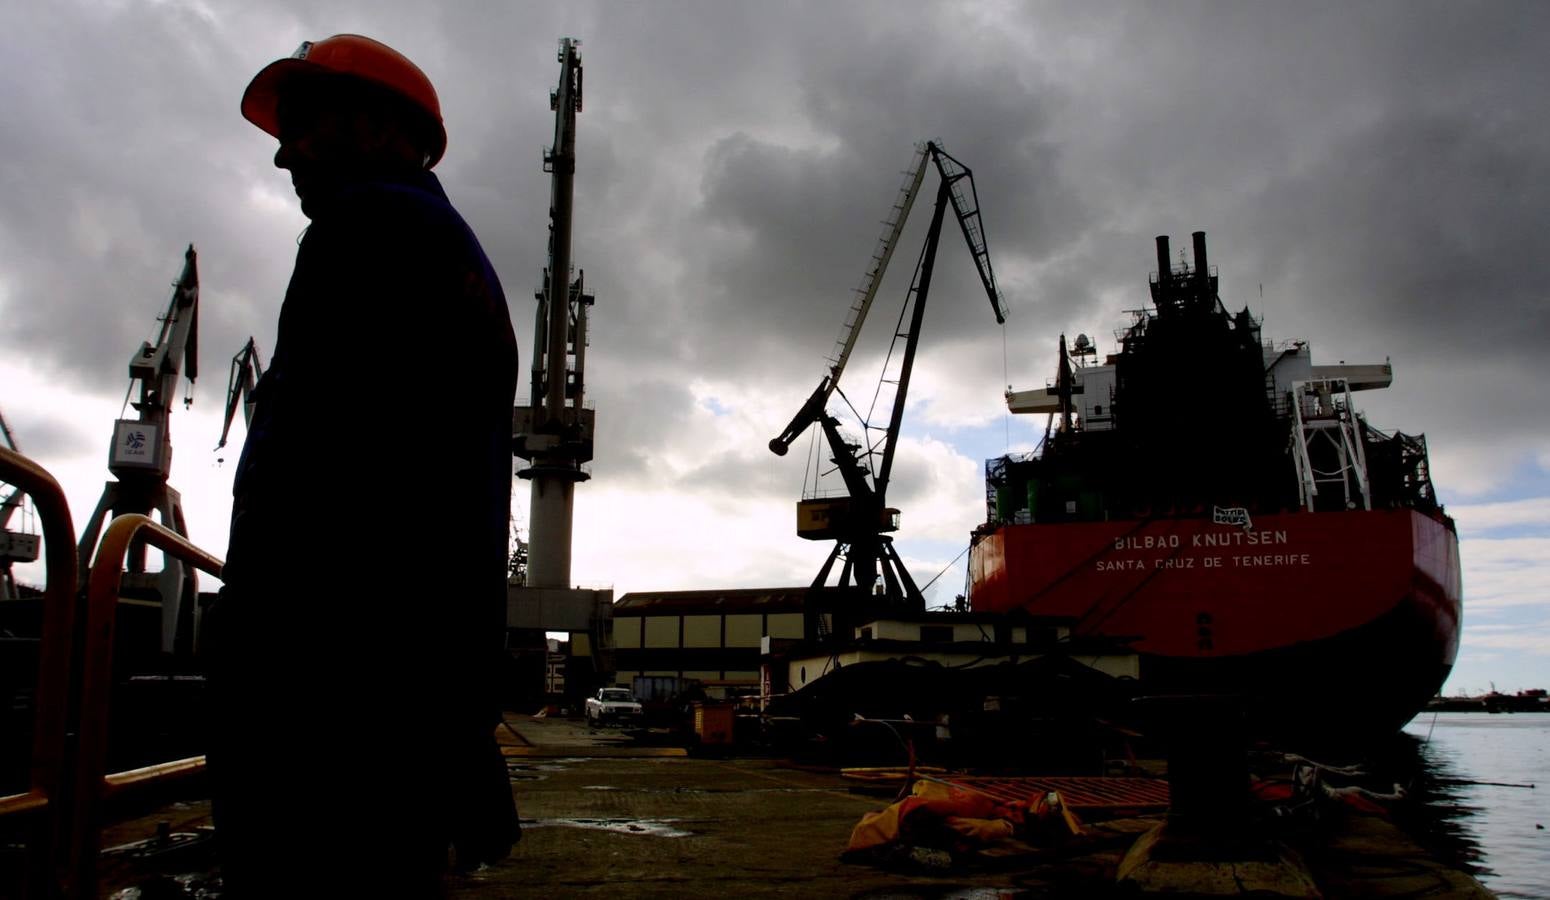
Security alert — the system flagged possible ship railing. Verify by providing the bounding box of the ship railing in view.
[0,444,224,899]
[72,514,222,896]
[0,446,81,898]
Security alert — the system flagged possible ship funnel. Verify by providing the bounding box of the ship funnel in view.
[1155,235,1171,282]
[1192,231,1209,281]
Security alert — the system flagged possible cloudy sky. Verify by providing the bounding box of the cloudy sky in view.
[2,1,1545,693]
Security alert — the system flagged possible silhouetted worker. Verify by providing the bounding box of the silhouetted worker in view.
[207,34,519,895]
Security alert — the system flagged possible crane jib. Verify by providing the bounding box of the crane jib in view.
[769,141,1008,457]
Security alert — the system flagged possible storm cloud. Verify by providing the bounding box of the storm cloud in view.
[2,1,1547,689]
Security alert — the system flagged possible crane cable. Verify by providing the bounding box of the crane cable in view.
[801,425,819,499]
[920,542,971,597]
[1002,323,1011,451]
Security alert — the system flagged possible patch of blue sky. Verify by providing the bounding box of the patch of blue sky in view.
[903,414,1046,469]
[1445,486,1550,693]
[1438,455,1550,510]
[895,534,979,609]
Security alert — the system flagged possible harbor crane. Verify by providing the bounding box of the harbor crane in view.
[77,245,201,657]
[1,408,41,602]
[215,337,265,457]
[513,37,596,592]
[769,142,1006,626]
[508,37,614,679]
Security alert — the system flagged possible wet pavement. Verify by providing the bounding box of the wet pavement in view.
[448,714,1055,898]
[95,714,1095,898]
[83,713,1500,898]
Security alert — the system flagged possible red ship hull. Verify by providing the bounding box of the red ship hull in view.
[970,508,1461,741]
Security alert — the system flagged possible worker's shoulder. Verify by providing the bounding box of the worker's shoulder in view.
[340,178,468,231]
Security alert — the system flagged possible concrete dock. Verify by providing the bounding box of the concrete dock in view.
[84,713,1497,898]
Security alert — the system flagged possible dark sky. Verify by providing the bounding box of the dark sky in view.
[2,1,1545,690]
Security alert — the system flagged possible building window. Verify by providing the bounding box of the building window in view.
[920,625,954,643]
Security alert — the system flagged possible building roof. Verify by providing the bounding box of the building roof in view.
[614,586,828,617]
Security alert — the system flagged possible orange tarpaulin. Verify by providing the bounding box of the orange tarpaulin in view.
[847,779,1084,854]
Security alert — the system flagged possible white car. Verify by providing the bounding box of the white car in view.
[585,687,644,726]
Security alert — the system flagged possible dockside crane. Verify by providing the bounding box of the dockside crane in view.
[1,408,41,602]
[77,245,201,656]
[769,142,1006,628]
[512,37,596,593]
[215,337,265,458]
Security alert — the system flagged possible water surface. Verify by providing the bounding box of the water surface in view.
[1402,712,1548,899]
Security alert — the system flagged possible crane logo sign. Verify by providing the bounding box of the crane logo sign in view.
[110,420,161,470]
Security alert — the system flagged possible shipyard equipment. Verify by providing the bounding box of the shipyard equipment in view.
[513,37,595,592]
[0,408,41,602]
[76,246,201,656]
[770,142,1006,621]
[215,337,264,456]
[509,38,612,691]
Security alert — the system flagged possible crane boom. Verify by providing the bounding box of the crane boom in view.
[828,144,931,388]
[216,337,265,452]
[931,146,1007,324]
[767,145,930,457]
[870,143,1006,494]
[874,175,952,498]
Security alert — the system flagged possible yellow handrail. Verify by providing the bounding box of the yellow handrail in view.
[72,514,222,896]
[0,446,79,898]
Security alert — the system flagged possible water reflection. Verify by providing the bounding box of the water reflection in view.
[1375,722,1491,880]
[1397,713,1550,899]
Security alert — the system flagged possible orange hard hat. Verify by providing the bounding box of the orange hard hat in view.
[241,34,448,167]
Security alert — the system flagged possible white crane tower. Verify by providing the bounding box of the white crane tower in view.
[77,246,201,656]
[509,38,611,651]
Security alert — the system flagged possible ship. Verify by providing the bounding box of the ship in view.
[969,231,1461,746]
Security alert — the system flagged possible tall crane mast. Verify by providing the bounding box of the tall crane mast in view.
[770,142,1006,627]
[513,38,596,587]
[508,38,612,684]
[77,245,201,656]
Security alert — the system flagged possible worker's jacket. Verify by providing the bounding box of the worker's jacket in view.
[218,166,517,733]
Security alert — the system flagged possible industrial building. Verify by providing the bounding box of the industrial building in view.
[609,587,814,690]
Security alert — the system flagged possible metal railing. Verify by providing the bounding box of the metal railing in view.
[0,445,224,899]
[73,513,222,895]
[0,446,81,898]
